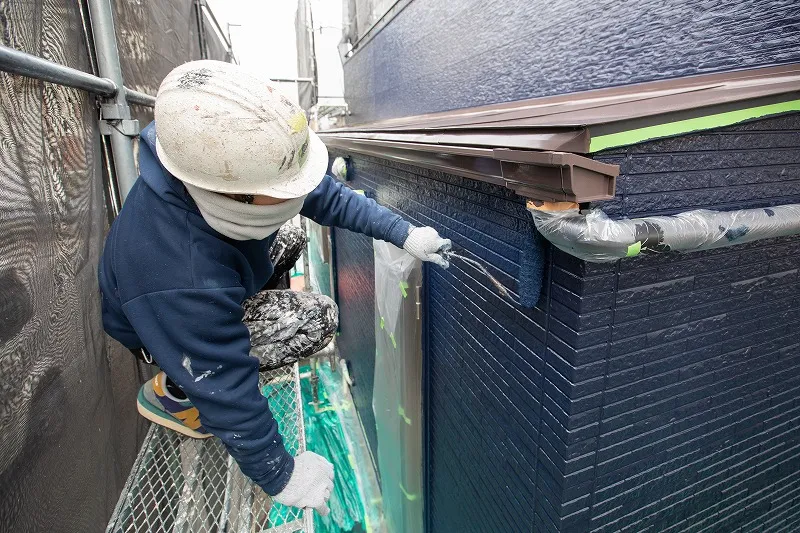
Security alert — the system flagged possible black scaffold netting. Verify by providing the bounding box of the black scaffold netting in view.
[114,0,231,124]
[0,2,146,531]
[0,0,229,530]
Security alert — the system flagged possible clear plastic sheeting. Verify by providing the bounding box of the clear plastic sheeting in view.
[306,220,333,298]
[107,365,312,533]
[372,240,423,533]
[530,204,800,263]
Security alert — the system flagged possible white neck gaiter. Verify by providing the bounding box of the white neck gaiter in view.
[184,182,306,241]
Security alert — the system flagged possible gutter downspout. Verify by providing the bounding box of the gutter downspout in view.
[529,202,800,262]
[87,0,140,201]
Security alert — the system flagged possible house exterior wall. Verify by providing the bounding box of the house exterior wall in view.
[341,0,800,124]
[329,113,800,531]
[334,227,382,460]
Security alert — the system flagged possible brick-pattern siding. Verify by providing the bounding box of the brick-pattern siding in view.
[342,0,800,124]
[330,227,382,460]
[577,114,800,532]
[329,114,800,531]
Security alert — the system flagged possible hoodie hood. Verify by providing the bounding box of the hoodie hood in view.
[138,121,199,212]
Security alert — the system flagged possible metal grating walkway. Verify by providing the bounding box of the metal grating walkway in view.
[107,364,312,533]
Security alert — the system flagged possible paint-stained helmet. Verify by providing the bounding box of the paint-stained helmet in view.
[154,60,327,198]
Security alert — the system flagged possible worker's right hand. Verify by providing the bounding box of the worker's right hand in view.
[272,451,335,516]
[403,226,452,268]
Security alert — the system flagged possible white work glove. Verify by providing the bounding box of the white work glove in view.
[403,226,452,268]
[331,156,348,180]
[273,451,335,516]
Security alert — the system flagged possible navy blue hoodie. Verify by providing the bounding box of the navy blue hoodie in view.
[99,122,411,495]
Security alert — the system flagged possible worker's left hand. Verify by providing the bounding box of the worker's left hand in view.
[404,227,451,268]
[273,451,335,516]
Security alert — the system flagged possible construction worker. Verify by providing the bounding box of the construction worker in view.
[98,60,450,516]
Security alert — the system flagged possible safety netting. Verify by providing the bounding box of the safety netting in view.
[295,0,318,110]
[113,0,231,140]
[0,1,146,531]
[0,1,231,531]
[341,0,398,46]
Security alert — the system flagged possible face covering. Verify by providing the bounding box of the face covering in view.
[184,182,307,241]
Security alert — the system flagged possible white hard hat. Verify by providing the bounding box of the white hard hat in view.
[154,60,328,198]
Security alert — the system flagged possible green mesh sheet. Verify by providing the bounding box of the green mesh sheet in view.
[299,366,365,532]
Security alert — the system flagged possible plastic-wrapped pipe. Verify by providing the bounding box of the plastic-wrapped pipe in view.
[529,204,800,263]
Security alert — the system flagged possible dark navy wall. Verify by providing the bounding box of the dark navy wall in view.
[330,113,800,531]
[594,113,800,218]
[577,113,800,532]
[342,0,800,124]
[330,152,552,530]
[331,227,381,460]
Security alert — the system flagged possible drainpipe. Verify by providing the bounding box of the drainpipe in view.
[529,202,800,262]
[87,0,140,201]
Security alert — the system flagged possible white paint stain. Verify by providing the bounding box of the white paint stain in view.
[182,355,193,377]
[194,370,213,383]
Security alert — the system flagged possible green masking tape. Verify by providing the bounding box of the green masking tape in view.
[399,281,409,298]
[398,406,412,425]
[390,332,397,349]
[399,483,419,501]
[380,316,385,329]
[589,99,800,152]
[626,241,642,257]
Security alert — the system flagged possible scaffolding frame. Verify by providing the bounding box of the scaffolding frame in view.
[0,3,310,532]
[107,364,313,533]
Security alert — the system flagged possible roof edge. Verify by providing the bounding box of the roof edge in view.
[333,64,800,132]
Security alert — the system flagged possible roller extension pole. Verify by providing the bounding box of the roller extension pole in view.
[87,0,139,201]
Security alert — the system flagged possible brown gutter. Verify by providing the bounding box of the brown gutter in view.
[319,66,800,200]
[320,128,589,153]
[321,136,618,203]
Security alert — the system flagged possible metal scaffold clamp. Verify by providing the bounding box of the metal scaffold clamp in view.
[99,101,139,137]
